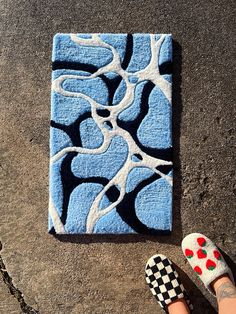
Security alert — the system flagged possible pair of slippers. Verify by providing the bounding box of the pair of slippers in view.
[145,233,234,313]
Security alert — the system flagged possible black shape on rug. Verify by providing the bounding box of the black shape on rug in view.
[116,166,172,235]
[117,81,172,161]
[159,61,172,75]
[51,111,91,147]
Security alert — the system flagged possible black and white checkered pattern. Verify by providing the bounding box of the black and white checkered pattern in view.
[145,254,193,313]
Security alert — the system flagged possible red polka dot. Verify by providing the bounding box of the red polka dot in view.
[197,237,206,247]
[197,249,207,259]
[206,259,216,271]
[213,250,221,260]
[194,266,202,275]
[185,249,194,259]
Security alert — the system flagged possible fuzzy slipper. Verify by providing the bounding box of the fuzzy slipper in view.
[145,254,193,313]
[182,233,235,294]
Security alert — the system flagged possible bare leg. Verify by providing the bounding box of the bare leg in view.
[212,274,236,314]
[167,298,190,314]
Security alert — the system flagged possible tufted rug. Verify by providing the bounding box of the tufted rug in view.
[49,33,173,234]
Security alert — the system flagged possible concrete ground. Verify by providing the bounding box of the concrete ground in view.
[1,0,235,313]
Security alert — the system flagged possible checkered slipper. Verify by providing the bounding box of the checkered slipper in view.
[145,254,193,313]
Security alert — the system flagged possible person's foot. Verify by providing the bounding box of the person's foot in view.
[181,233,235,295]
[211,274,236,296]
[211,274,236,313]
[145,254,193,313]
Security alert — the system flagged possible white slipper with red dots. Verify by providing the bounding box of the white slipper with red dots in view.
[182,233,235,294]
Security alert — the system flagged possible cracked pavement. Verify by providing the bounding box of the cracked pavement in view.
[1,0,235,313]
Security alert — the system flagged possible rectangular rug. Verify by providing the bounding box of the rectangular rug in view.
[49,33,173,234]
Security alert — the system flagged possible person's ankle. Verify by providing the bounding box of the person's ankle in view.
[167,298,190,314]
[211,274,232,294]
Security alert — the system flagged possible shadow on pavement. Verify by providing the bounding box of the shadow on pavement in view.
[174,264,217,314]
[219,248,236,281]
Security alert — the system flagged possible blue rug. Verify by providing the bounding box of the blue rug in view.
[49,33,173,234]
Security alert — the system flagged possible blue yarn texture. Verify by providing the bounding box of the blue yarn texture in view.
[49,33,173,234]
